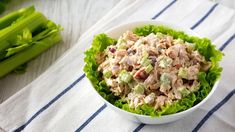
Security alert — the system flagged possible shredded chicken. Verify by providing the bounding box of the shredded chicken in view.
[98,31,211,110]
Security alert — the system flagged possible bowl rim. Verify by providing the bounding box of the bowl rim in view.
[89,20,220,118]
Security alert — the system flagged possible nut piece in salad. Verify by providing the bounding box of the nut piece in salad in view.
[97,31,212,110]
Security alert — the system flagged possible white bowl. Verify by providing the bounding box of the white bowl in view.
[90,20,219,124]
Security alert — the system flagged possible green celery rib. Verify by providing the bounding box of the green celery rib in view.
[0,32,62,77]
[0,40,9,54]
[0,6,35,30]
[0,12,48,52]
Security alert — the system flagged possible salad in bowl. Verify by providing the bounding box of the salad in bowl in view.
[84,21,223,124]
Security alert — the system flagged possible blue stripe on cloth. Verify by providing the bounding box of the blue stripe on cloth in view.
[190,3,218,29]
[134,3,221,132]
[192,89,235,132]
[151,0,177,19]
[75,104,107,132]
[219,33,235,51]
[14,74,86,132]
[74,0,178,131]
[133,123,146,132]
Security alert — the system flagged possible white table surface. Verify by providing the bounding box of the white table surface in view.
[0,0,119,103]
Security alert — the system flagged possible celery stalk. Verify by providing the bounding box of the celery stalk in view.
[0,41,9,53]
[0,6,35,30]
[0,32,62,77]
[0,12,48,52]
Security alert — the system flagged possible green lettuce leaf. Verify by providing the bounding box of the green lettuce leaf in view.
[84,34,118,103]
[84,25,223,117]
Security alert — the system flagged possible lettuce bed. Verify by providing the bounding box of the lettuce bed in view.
[84,25,223,117]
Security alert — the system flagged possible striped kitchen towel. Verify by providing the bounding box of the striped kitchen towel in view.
[0,0,235,131]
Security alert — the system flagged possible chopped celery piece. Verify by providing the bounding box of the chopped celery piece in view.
[158,56,172,68]
[178,67,187,79]
[160,73,170,85]
[177,87,190,97]
[185,42,195,51]
[103,70,112,78]
[190,81,200,92]
[144,93,155,104]
[145,64,153,73]
[117,38,126,49]
[117,37,126,49]
[134,84,145,94]
[135,40,143,46]
[119,70,132,83]
[118,44,127,49]
[117,38,126,46]
[127,81,135,89]
[173,38,184,45]
[155,32,164,39]
[141,57,151,67]
[192,85,200,92]
[142,51,149,59]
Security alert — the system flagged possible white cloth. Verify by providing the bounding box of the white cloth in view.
[1,0,235,131]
